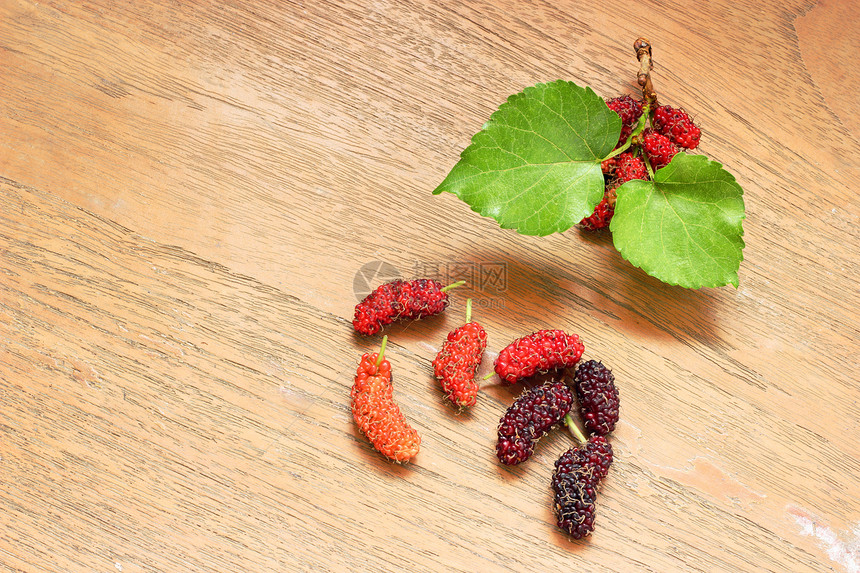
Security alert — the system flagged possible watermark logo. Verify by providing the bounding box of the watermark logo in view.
[411,261,508,294]
[354,259,508,309]
[353,261,401,302]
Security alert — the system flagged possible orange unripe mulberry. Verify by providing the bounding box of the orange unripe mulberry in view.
[351,341,420,463]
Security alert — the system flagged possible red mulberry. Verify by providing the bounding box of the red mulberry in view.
[353,279,462,336]
[614,152,648,184]
[579,197,614,231]
[642,129,679,171]
[432,300,487,408]
[494,330,585,385]
[605,95,644,146]
[600,157,617,175]
[653,105,701,149]
[496,381,573,465]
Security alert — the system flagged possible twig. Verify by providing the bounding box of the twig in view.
[634,38,658,107]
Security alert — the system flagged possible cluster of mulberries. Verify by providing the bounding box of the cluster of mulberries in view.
[484,325,620,539]
[549,361,620,539]
[580,99,701,230]
[350,279,623,539]
[351,280,467,463]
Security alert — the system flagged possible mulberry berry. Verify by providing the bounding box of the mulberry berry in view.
[600,157,617,175]
[554,435,614,485]
[582,150,647,230]
[353,278,461,336]
[552,435,614,538]
[351,337,421,462]
[496,380,573,465]
[653,105,701,149]
[552,471,597,539]
[605,95,643,146]
[432,300,487,408]
[494,330,585,385]
[614,152,648,184]
[642,129,679,170]
[579,197,614,231]
[574,360,620,436]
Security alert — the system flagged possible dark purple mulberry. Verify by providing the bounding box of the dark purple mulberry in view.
[553,471,597,539]
[554,435,614,485]
[496,381,574,465]
[552,435,614,538]
[574,360,620,436]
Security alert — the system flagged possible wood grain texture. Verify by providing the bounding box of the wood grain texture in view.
[1,0,858,571]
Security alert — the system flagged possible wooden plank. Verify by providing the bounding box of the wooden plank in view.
[0,0,858,570]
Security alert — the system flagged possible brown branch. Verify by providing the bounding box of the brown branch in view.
[634,38,658,107]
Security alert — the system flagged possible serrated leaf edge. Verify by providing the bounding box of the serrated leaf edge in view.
[610,153,746,288]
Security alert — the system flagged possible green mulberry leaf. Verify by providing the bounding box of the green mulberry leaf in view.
[433,80,621,235]
[610,153,745,288]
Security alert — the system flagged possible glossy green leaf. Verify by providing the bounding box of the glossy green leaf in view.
[610,153,746,288]
[433,80,620,235]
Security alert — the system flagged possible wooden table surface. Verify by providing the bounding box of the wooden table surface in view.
[1,1,858,571]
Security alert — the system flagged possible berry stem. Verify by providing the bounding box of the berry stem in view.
[441,280,467,293]
[643,153,656,180]
[482,371,495,381]
[465,298,473,324]
[603,140,631,160]
[632,105,650,138]
[603,109,650,161]
[376,335,388,368]
[564,413,588,445]
[634,38,658,108]
[628,102,657,179]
